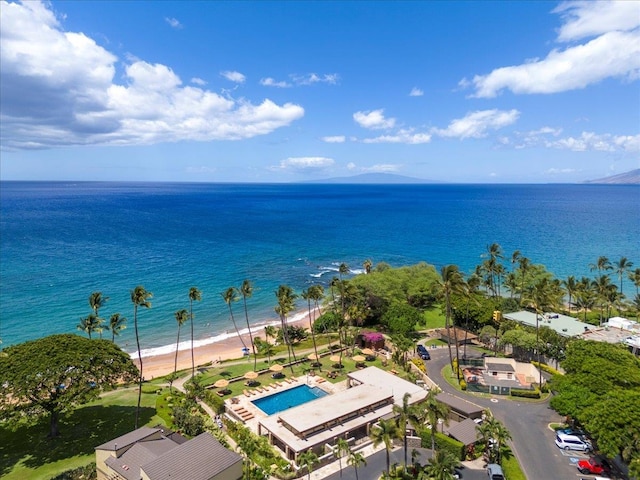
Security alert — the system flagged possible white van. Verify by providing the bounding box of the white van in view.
[555,432,592,451]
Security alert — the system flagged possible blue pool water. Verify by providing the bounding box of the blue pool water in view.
[251,384,328,415]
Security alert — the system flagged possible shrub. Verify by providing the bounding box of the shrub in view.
[532,361,562,376]
[50,463,97,480]
[141,384,161,394]
[510,388,541,399]
[421,430,465,460]
[459,379,467,390]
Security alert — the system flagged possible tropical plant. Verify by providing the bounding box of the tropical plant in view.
[393,392,412,471]
[76,313,99,339]
[240,279,257,371]
[439,265,465,376]
[274,285,298,373]
[297,449,319,480]
[363,258,373,274]
[223,286,246,349]
[172,309,189,390]
[370,417,402,476]
[302,286,321,365]
[347,450,367,480]
[425,388,449,453]
[188,286,202,379]
[333,437,351,477]
[590,256,613,274]
[131,285,152,429]
[108,313,127,342]
[424,449,460,480]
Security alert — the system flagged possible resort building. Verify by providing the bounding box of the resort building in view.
[95,427,242,480]
[256,366,427,462]
[503,311,593,337]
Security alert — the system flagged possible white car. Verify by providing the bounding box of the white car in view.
[555,432,592,451]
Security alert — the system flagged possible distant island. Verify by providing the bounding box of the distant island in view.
[584,168,640,185]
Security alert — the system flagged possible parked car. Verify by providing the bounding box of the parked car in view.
[559,427,587,437]
[486,463,505,480]
[555,432,592,451]
[417,344,431,360]
[577,456,611,475]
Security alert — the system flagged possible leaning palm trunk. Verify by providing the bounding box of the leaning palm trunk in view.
[134,306,142,429]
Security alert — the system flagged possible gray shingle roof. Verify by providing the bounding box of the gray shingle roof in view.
[95,426,160,451]
[105,438,178,480]
[436,392,484,417]
[141,432,242,480]
[444,418,481,445]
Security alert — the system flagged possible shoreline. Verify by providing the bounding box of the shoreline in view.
[132,308,321,379]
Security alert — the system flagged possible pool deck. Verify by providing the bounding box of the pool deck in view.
[224,373,346,430]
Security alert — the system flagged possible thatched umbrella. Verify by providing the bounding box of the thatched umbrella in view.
[269,364,284,372]
[361,348,374,355]
[307,353,319,361]
[214,379,229,388]
[244,371,258,380]
[352,355,366,362]
[329,355,341,363]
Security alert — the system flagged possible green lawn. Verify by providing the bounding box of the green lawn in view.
[0,387,164,480]
[422,307,446,329]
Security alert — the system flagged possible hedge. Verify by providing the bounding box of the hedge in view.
[420,429,465,460]
[510,388,541,399]
[531,361,562,376]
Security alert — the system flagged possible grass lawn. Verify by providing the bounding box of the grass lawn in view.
[422,307,446,329]
[0,387,164,480]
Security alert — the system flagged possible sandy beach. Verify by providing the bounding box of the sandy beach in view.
[132,310,320,379]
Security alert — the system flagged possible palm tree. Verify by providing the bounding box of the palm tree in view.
[370,418,401,476]
[302,287,320,368]
[256,338,276,364]
[88,291,109,339]
[222,287,247,349]
[517,255,532,304]
[131,285,152,429]
[334,437,351,477]
[522,277,559,385]
[615,257,634,296]
[630,268,640,297]
[173,309,189,389]
[77,313,98,339]
[109,313,127,342]
[590,256,613,274]
[347,451,367,480]
[275,285,298,373]
[439,265,465,377]
[363,258,373,274]
[297,449,319,480]
[188,286,202,379]
[264,325,277,347]
[562,276,578,313]
[592,274,615,323]
[573,288,597,322]
[239,280,257,371]
[425,388,449,453]
[393,392,412,471]
[424,449,460,480]
[338,263,350,361]
[478,415,511,463]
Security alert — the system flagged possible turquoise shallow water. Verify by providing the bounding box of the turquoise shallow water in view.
[1,182,638,354]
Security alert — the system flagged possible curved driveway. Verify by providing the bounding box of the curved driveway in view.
[426,346,579,480]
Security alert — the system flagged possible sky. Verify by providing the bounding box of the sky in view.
[0,0,639,183]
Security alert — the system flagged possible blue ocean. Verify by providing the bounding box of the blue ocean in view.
[1,182,638,356]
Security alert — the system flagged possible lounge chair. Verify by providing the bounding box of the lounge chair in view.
[243,389,251,397]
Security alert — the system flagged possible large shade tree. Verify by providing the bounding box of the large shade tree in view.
[0,334,138,437]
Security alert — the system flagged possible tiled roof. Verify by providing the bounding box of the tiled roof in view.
[141,432,242,480]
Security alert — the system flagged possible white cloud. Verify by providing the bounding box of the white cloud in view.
[409,87,424,97]
[554,1,640,42]
[546,167,577,175]
[165,17,183,29]
[511,129,640,152]
[191,77,207,86]
[347,162,356,170]
[465,1,640,97]
[0,1,304,149]
[261,73,339,88]
[260,77,292,88]
[221,70,246,83]
[276,156,335,171]
[362,164,401,173]
[433,109,520,139]
[321,135,346,143]
[362,129,431,144]
[353,109,396,130]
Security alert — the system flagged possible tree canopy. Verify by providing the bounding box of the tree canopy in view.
[0,334,138,437]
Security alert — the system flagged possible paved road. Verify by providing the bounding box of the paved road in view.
[425,345,587,480]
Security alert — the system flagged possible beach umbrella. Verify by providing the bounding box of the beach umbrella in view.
[329,355,341,363]
[244,371,258,380]
[361,348,374,355]
[307,353,319,361]
[214,379,229,388]
[269,364,284,372]
[352,355,366,362]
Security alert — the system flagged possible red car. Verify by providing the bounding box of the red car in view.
[577,456,610,475]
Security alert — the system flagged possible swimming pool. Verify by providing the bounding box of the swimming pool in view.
[251,384,328,415]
